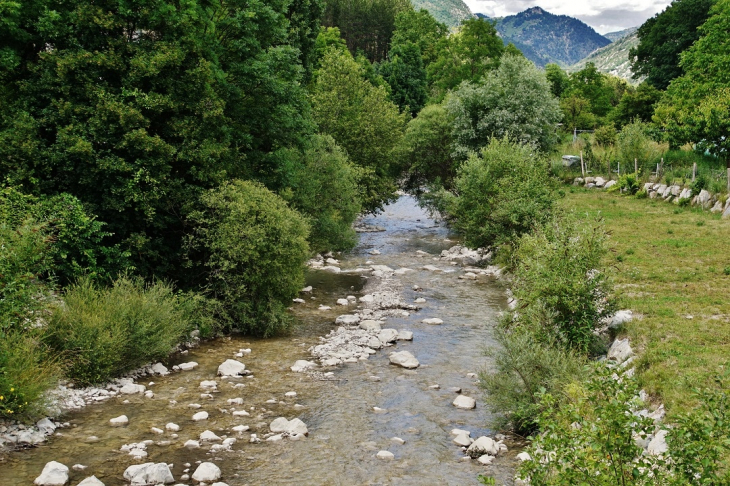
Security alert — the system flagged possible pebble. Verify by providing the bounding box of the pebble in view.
[109,415,128,426]
[390,437,405,445]
[192,411,209,421]
[376,450,394,460]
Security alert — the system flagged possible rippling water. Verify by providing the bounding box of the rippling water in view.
[1,196,518,485]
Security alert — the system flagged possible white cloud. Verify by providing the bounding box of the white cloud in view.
[463,0,672,33]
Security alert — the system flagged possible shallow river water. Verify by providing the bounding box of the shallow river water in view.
[1,196,518,485]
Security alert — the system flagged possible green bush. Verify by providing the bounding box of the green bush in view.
[593,122,617,147]
[282,135,362,253]
[447,138,556,248]
[617,120,662,169]
[480,327,586,435]
[187,180,310,336]
[46,277,193,385]
[608,171,642,195]
[508,212,615,352]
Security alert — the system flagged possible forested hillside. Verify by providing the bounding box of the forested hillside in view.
[569,30,640,83]
[411,0,472,27]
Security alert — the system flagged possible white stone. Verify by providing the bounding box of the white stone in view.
[36,418,57,436]
[166,423,180,432]
[609,310,633,328]
[151,427,164,434]
[422,318,443,325]
[76,476,105,486]
[123,463,174,485]
[336,298,349,306]
[378,329,399,344]
[391,437,405,445]
[453,395,476,409]
[109,415,128,426]
[359,320,382,332]
[389,351,419,369]
[453,433,473,446]
[451,428,470,436]
[477,455,494,465]
[232,410,250,417]
[335,315,360,325]
[292,298,305,303]
[199,380,217,389]
[192,462,221,482]
[183,440,200,449]
[192,411,209,421]
[269,417,308,436]
[604,180,617,189]
[34,461,69,486]
[200,430,221,442]
[285,391,297,397]
[150,363,169,375]
[290,360,317,372]
[376,450,394,460]
[119,383,146,395]
[647,430,668,456]
[607,338,633,363]
[422,265,439,272]
[467,437,499,458]
[232,425,250,433]
[414,298,426,303]
[397,330,413,341]
[227,398,244,405]
[217,359,246,377]
[516,452,532,462]
[459,272,477,280]
[178,362,198,371]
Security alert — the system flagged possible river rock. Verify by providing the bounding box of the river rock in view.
[359,320,382,332]
[119,383,145,395]
[123,463,174,485]
[335,315,360,325]
[467,437,499,458]
[178,362,198,371]
[422,265,439,272]
[389,351,419,369]
[269,417,308,436]
[150,362,169,375]
[165,423,180,432]
[459,272,477,280]
[36,418,57,436]
[453,395,476,409]
[516,452,532,462]
[376,450,394,460]
[183,440,200,449]
[378,329,399,344]
[477,455,494,465]
[192,462,221,482]
[291,360,317,372]
[396,330,413,341]
[34,461,69,486]
[109,415,128,426]
[607,338,633,363]
[336,299,349,306]
[76,476,104,486]
[453,432,473,446]
[192,411,209,421]
[199,380,217,389]
[421,318,443,325]
[217,359,246,377]
[200,430,221,441]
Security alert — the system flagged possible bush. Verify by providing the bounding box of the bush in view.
[594,122,617,146]
[282,135,362,253]
[187,180,310,336]
[46,277,193,385]
[617,120,662,169]
[609,171,642,195]
[480,327,586,435]
[447,138,556,248]
[508,212,615,352]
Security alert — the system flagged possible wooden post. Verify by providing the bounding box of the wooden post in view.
[692,162,697,182]
[580,151,585,177]
[608,158,611,180]
[618,162,620,176]
[726,159,730,192]
[635,158,638,176]
[574,127,577,143]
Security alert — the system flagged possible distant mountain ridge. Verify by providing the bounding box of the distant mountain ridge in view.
[411,0,472,28]
[603,26,638,42]
[569,30,641,84]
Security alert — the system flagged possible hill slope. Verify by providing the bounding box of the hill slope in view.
[569,30,640,83]
[412,0,473,28]
[493,7,611,67]
[603,26,637,42]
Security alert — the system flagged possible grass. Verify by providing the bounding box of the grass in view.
[561,188,730,416]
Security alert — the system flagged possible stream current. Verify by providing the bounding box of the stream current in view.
[1,196,518,485]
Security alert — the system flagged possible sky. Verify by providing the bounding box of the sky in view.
[462,0,673,34]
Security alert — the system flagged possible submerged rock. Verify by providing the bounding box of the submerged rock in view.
[34,461,69,486]
[217,359,246,377]
[389,351,419,369]
[291,360,317,372]
[376,450,395,460]
[453,395,476,409]
[269,417,308,436]
[123,463,174,485]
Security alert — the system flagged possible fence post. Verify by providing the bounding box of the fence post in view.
[618,162,620,177]
[635,158,638,176]
[574,127,577,143]
[580,151,585,177]
[692,162,697,182]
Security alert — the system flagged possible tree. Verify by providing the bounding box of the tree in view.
[391,8,449,67]
[657,0,730,182]
[560,95,596,130]
[310,48,408,212]
[427,17,505,101]
[630,0,715,90]
[567,63,614,118]
[610,82,662,128]
[377,42,427,115]
[545,64,571,99]
[447,54,562,157]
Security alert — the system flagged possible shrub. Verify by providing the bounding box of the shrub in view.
[186,180,310,336]
[46,277,193,385]
[480,327,586,435]
[594,122,618,146]
[617,120,662,169]
[282,135,362,253]
[447,138,556,248]
[508,212,615,352]
[609,171,642,195]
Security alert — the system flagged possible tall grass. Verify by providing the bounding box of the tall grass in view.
[46,277,194,385]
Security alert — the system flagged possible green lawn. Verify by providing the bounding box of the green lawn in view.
[561,188,730,415]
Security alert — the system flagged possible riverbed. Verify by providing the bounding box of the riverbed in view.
[1,196,518,485]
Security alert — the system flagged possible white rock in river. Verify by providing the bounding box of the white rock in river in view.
[123,463,174,485]
[467,437,499,458]
[217,359,246,377]
[211,483,230,486]
[269,417,309,436]
[359,320,382,332]
[516,452,532,462]
[421,318,443,325]
[34,461,69,486]
[376,450,394,460]
[150,362,169,375]
[477,455,494,465]
[453,395,476,409]
[336,299,349,306]
[192,411,209,421]
[109,415,129,426]
[396,330,413,341]
[199,380,217,389]
[165,422,180,432]
[184,440,200,449]
[335,314,360,325]
[76,476,105,486]
[453,432,473,447]
[389,351,419,369]
[378,329,399,344]
[200,430,222,441]
[178,362,198,371]
[291,360,317,372]
[36,417,57,435]
[119,383,146,394]
[192,462,221,482]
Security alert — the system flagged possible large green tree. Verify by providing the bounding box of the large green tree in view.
[630,0,716,90]
[310,48,407,212]
[0,0,317,279]
[377,42,427,115]
[391,8,448,67]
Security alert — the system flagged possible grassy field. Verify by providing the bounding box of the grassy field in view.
[561,188,730,416]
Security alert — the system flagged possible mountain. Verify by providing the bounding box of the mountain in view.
[569,30,641,84]
[477,7,611,68]
[412,0,473,28]
[603,26,637,42]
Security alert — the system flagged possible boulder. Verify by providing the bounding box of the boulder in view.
[516,452,532,462]
[34,461,69,486]
[178,361,198,371]
[453,433,473,446]
[269,417,309,436]
[76,476,104,486]
[710,200,723,213]
[192,462,221,482]
[647,430,668,456]
[389,351,419,369]
[217,359,246,377]
[452,395,476,409]
[358,320,382,332]
[119,383,145,395]
[377,329,399,344]
[421,318,443,325]
[123,463,174,485]
[150,362,169,375]
[467,436,499,458]
[396,330,413,341]
[604,180,617,189]
[595,177,606,187]
[36,418,57,436]
[200,430,221,441]
[192,411,209,421]
[477,455,494,465]
[376,450,394,460]
[723,204,730,219]
[608,309,633,329]
[335,315,360,326]
[290,360,317,372]
[109,415,128,426]
[607,338,633,363]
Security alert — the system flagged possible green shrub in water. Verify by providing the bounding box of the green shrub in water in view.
[46,277,193,385]
[187,180,310,336]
